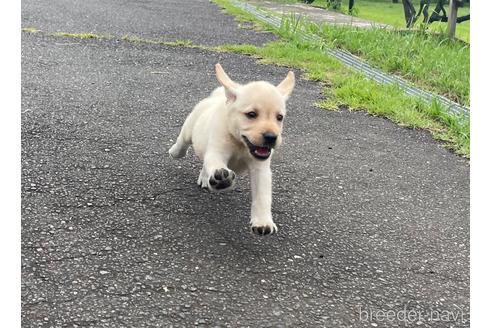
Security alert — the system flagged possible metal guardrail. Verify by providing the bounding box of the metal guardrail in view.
[229,0,469,118]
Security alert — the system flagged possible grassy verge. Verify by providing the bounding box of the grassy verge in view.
[351,0,469,43]
[356,0,470,43]
[52,32,107,39]
[21,27,40,33]
[279,16,469,106]
[213,0,469,156]
[271,0,470,42]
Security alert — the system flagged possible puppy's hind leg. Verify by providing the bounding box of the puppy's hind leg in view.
[169,119,192,159]
[169,138,190,159]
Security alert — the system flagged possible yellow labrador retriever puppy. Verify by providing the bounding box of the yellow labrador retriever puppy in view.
[169,64,295,235]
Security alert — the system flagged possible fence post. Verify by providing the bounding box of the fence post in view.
[447,0,458,38]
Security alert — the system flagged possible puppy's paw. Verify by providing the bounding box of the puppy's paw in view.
[168,143,187,159]
[208,168,236,191]
[251,220,278,236]
[197,169,209,190]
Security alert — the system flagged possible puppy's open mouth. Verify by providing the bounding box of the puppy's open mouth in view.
[242,136,272,160]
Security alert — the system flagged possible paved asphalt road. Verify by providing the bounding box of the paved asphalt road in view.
[22,0,469,327]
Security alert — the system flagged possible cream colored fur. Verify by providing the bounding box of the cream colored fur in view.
[169,64,295,235]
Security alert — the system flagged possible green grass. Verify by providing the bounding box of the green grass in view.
[258,0,470,105]
[52,32,107,39]
[275,0,470,42]
[23,29,200,49]
[121,34,198,47]
[21,27,40,33]
[348,0,469,43]
[281,17,469,106]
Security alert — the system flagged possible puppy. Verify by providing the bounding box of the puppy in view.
[169,64,295,235]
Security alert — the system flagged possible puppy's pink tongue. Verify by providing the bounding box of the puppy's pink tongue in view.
[256,147,270,155]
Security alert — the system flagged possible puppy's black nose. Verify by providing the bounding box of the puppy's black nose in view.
[263,133,277,145]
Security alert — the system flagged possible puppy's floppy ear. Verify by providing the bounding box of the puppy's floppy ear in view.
[215,63,239,104]
[277,71,295,100]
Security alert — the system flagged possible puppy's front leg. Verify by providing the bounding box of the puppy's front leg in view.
[203,151,236,192]
[249,164,277,235]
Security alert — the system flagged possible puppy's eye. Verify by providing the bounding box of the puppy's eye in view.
[245,111,257,119]
[277,114,284,122]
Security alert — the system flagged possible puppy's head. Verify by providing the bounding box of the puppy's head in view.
[215,63,295,161]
